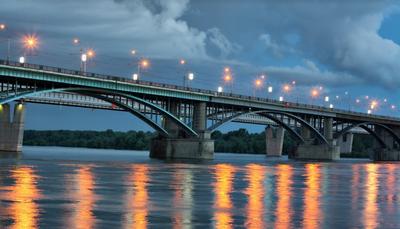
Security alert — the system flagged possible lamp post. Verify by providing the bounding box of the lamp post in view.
[187,72,194,87]
[0,23,11,61]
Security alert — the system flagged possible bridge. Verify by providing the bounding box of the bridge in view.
[1,60,400,161]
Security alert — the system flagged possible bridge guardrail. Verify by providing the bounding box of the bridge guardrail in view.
[1,59,399,122]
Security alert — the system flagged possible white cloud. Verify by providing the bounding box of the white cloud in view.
[207,28,241,59]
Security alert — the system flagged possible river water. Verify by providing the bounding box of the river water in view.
[0,146,399,228]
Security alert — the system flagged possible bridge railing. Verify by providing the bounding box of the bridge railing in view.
[1,59,400,122]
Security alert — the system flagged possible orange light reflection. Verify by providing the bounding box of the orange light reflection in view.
[244,164,266,229]
[214,164,236,229]
[124,164,149,229]
[363,164,379,229]
[8,167,41,229]
[70,166,96,229]
[274,164,293,229]
[303,164,322,229]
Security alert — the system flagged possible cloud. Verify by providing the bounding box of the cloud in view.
[0,0,239,60]
[259,33,295,58]
[207,28,241,59]
[255,1,400,88]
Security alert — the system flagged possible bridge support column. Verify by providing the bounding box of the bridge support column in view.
[371,126,400,161]
[338,133,353,154]
[265,126,285,157]
[0,103,25,155]
[294,117,340,160]
[150,102,214,160]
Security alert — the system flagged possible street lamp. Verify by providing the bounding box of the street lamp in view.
[81,53,87,72]
[22,34,39,51]
[279,96,284,102]
[0,24,5,30]
[137,58,149,79]
[268,86,273,93]
[19,56,25,64]
[185,72,194,87]
[217,86,223,93]
[310,88,319,105]
[73,38,80,45]
[132,73,139,81]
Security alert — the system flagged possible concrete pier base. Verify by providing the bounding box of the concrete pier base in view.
[293,143,340,160]
[265,126,285,157]
[371,148,400,161]
[338,133,353,154]
[0,103,25,154]
[149,138,214,159]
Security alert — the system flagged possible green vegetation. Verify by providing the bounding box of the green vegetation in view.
[23,130,155,150]
[23,128,372,157]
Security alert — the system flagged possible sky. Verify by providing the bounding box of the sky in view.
[1,0,400,132]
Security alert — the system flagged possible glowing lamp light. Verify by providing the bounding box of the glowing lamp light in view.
[132,73,139,81]
[329,104,334,109]
[370,100,378,110]
[365,95,369,100]
[292,80,296,85]
[268,86,273,93]
[279,96,284,102]
[391,105,396,109]
[260,74,265,79]
[86,49,95,58]
[140,59,149,68]
[384,98,387,103]
[73,38,79,45]
[255,79,262,87]
[324,96,329,102]
[131,49,136,55]
[188,72,194,81]
[81,54,87,62]
[0,24,5,30]
[217,86,223,93]
[319,86,323,91]
[336,95,339,99]
[283,84,291,92]
[224,67,230,73]
[367,109,372,114]
[311,89,319,97]
[180,59,186,65]
[19,56,25,64]
[22,34,39,50]
[356,99,360,103]
[224,74,232,82]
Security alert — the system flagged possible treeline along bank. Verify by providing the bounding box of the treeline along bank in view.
[23,129,373,157]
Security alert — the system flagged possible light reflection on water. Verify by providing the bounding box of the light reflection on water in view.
[5,167,41,229]
[0,147,399,228]
[213,164,235,229]
[244,164,266,229]
[67,166,96,229]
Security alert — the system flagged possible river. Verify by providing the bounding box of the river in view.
[0,146,399,228]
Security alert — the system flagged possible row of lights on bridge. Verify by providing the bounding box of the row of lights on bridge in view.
[0,23,395,115]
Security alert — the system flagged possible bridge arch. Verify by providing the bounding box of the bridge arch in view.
[208,110,329,145]
[0,87,198,138]
[334,122,400,148]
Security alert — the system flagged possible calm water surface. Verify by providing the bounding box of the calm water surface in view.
[0,146,399,228]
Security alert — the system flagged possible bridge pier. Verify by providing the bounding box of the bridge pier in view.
[371,126,400,161]
[150,102,214,160]
[338,133,353,154]
[0,103,25,155]
[265,126,285,157]
[294,117,340,160]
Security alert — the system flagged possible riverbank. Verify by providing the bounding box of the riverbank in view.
[23,129,372,157]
